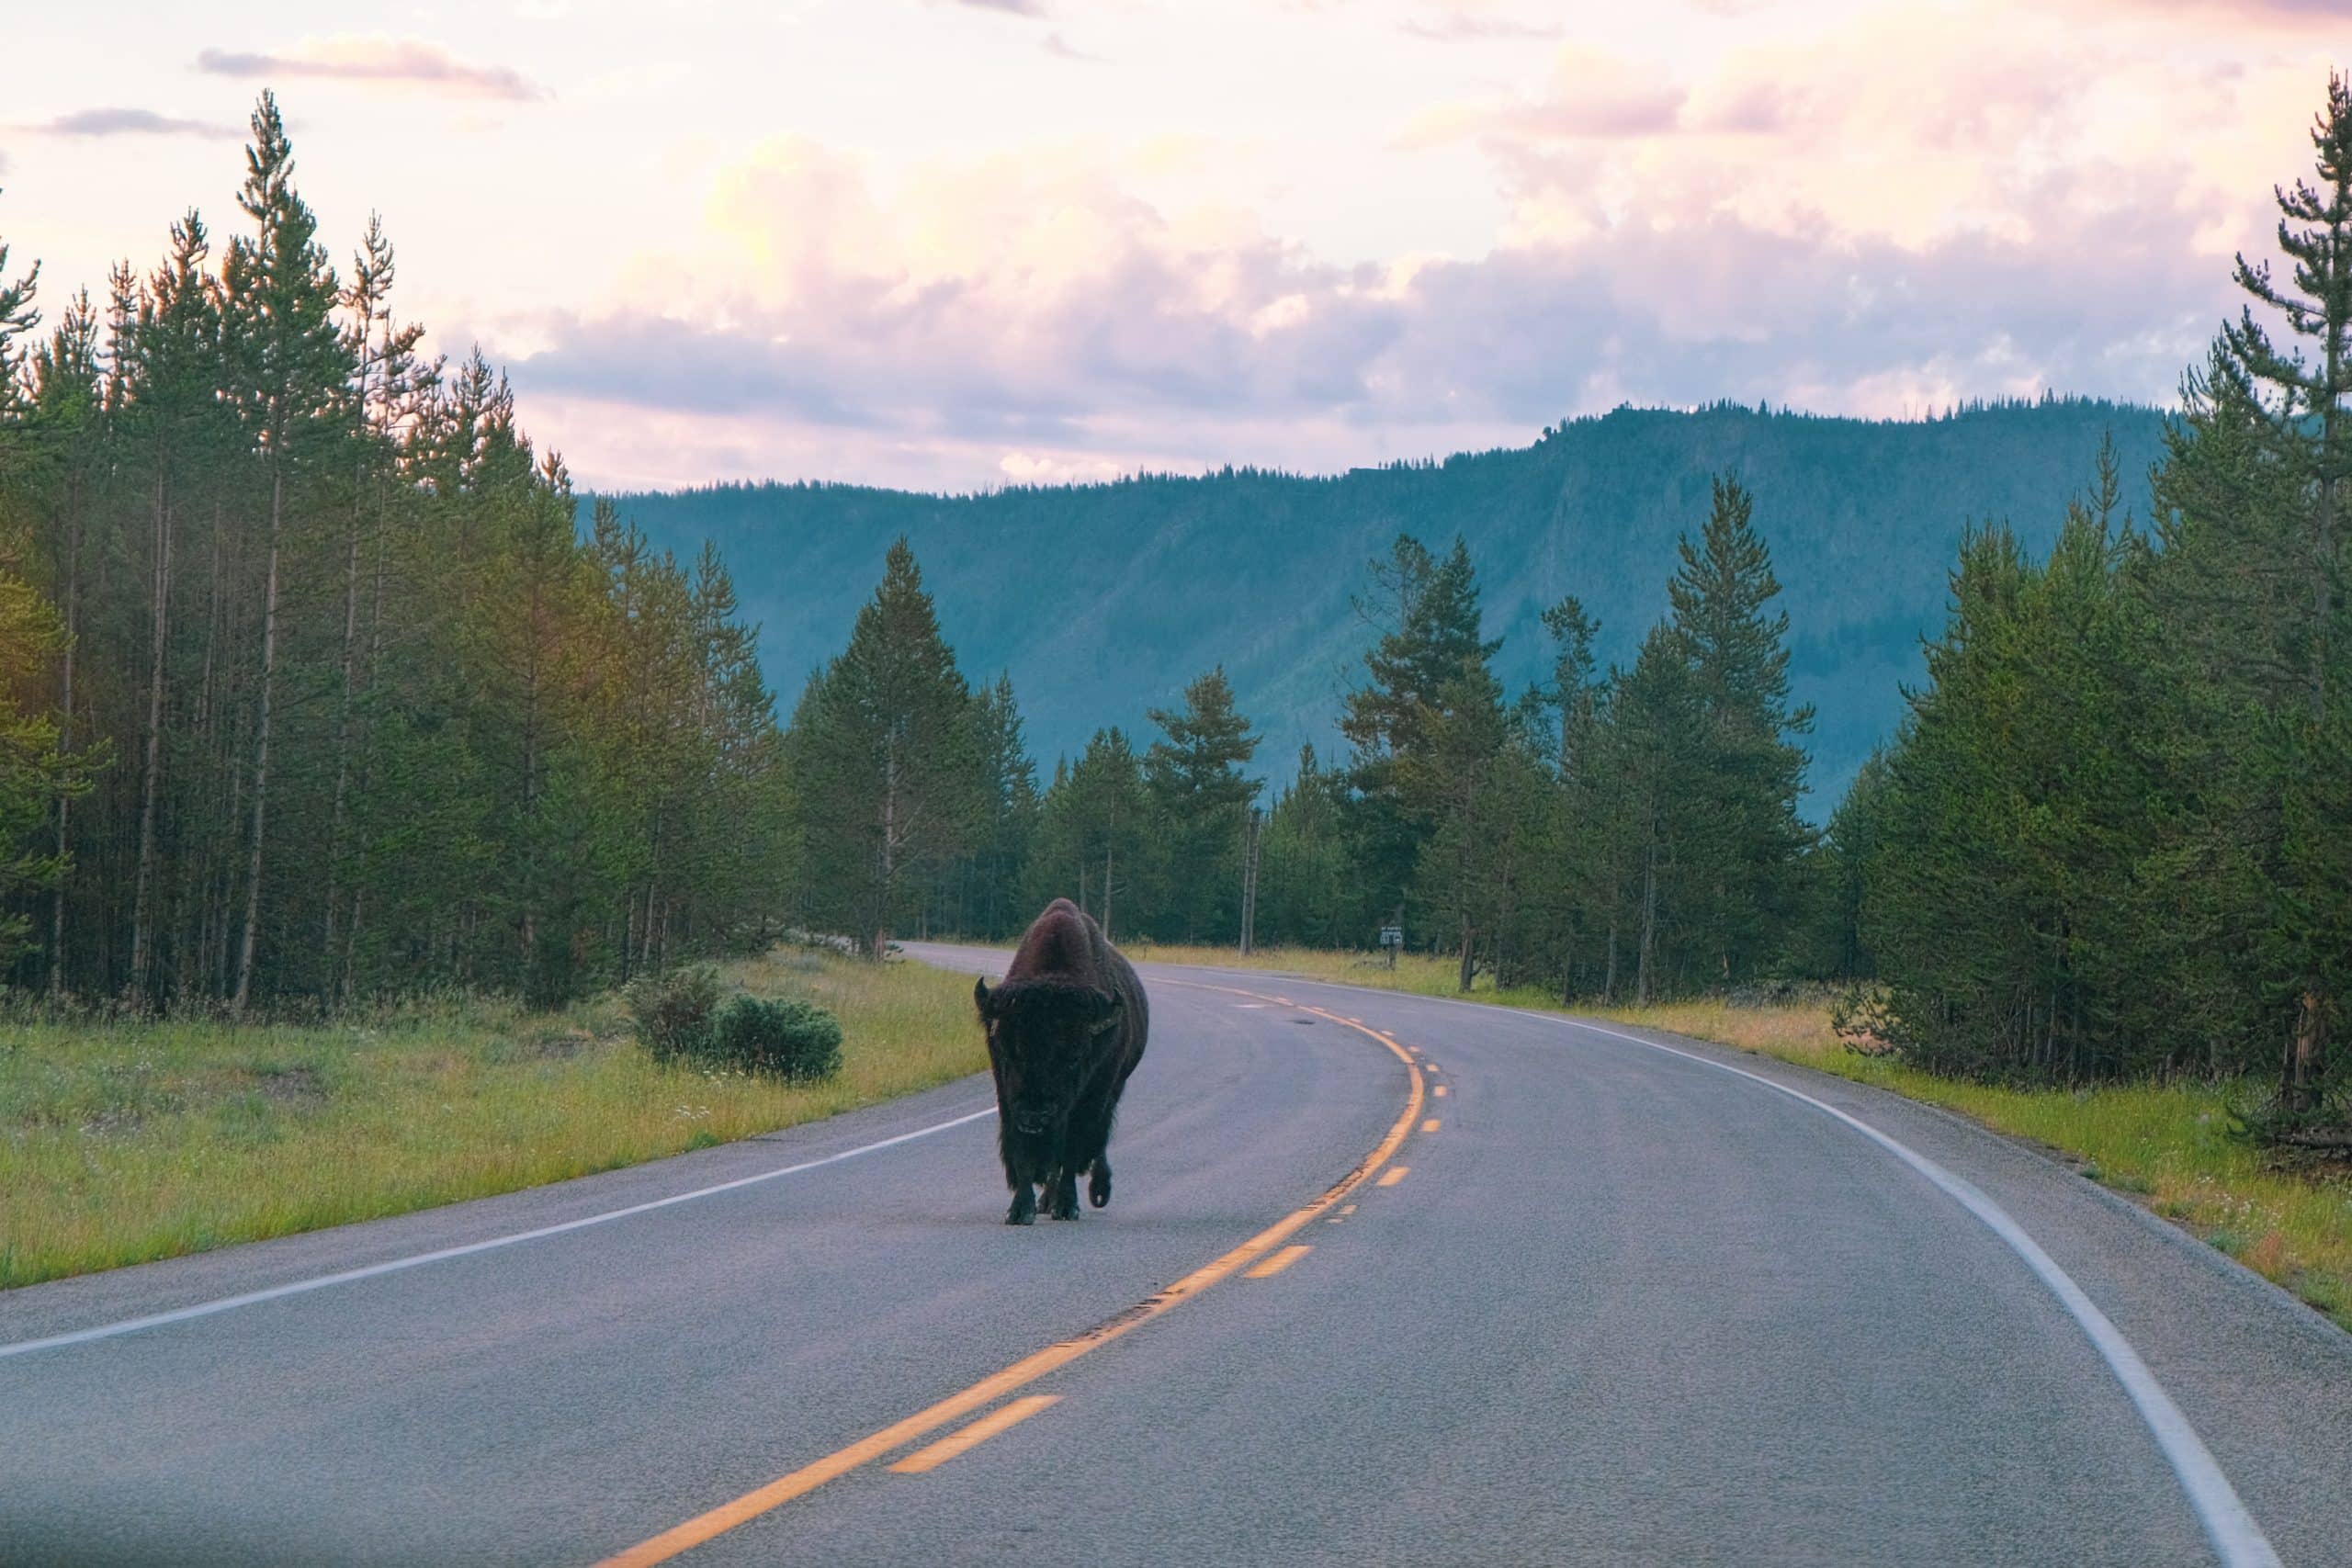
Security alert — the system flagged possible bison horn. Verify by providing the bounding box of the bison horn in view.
[973,976,992,1018]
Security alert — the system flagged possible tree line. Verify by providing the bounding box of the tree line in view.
[6,79,2348,1148]
[1851,75,2352,1141]
[785,75,2352,1147]
[784,491,1829,1011]
[0,95,787,1011]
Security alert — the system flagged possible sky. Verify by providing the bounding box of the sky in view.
[1,0,2342,491]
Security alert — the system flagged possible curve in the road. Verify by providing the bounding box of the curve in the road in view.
[593,981,1425,1568]
[1544,1012,2281,1568]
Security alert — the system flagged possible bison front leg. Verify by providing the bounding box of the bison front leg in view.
[1001,1144,1039,1226]
[1046,1167,1081,1221]
[1087,1156,1112,1210]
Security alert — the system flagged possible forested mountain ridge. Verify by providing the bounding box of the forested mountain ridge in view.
[602,398,2168,806]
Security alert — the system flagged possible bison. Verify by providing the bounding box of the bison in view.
[974,898,1149,1224]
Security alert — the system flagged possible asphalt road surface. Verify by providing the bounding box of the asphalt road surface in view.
[6,946,2351,1566]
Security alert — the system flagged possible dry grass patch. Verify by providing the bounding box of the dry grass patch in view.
[0,951,986,1290]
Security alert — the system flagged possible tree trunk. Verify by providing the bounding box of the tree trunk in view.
[322,514,363,978]
[48,471,84,998]
[2289,989,2329,1114]
[129,472,172,1006]
[232,469,285,1017]
[1456,910,1475,993]
[1603,912,1619,1004]
[1636,839,1659,1007]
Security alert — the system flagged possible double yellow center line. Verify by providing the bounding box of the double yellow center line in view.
[592,983,1425,1568]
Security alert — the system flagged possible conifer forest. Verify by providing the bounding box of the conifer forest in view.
[5,78,2352,1153]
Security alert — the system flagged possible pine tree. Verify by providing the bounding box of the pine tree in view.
[1339,535,1500,925]
[1609,625,1701,1003]
[220,92,350,1013]
[789,539,980,957]
[1408,659,1509,991]
[1029,728,1149,940]
[0,547,95,970]
[0,229,98,972]
[1666,477,1815,983]
[1536,594,1619,999]
[1144,666,1261,942]
[1258,745,1357,948]
[2212,73,2352,1112]
[967,674,1038,939]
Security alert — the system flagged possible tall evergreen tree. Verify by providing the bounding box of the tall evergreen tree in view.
[1257,745,1358,948]
[1144,666,1261,942]
[220,91,350,1013]
[1339,534,1501,934]
[788,539,979,957]
[1609,624,1702,1003]
[1666,477,1815,982]
[2211,72,2352,1111]
[1029,728,1149,939]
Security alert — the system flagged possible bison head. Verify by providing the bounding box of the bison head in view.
[976,976,1122,1136]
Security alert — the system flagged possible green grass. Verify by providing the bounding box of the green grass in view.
[1130,942,2352,1330]
[0,950,986,1290]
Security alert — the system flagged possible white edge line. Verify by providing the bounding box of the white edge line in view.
[0,1104,1000,1361]
[1267,972,2280,1568]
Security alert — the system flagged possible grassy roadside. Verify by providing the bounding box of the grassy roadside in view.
[1129,942,2352,1330]
[0,950,985,1291]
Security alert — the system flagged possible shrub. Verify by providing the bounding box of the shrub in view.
[622,964,721,1064]
[709,994,843,1083]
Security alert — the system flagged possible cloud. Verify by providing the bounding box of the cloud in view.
[1407,47,1688,143]
[195,36,548,101]
[1399,5,1563,40]
[481,0,2334,491]
[2073,0,2352,16]
[935,0,1046,13]
[41,108,236,138]
[1043,32,1104,62]
[491,102,2250,496]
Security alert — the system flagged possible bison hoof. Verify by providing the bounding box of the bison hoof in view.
[1089,1168,1111,1208]
[1006,1191,1036,1226]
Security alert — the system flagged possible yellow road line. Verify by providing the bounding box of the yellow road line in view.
[1244,1244,1312,1280]
[1421,1119,1441,1133]
[592,980,1423,1568]
[887,1396,1059,1474]
[1376,1166,1409,1188]
[1433,1084,1448,1099]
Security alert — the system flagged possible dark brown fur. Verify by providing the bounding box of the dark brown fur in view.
[973,898,1149,1224]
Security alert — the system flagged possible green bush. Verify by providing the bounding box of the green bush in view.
[622,964,721,1064]
[710,994,843,1082]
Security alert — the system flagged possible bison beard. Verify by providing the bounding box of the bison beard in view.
[975,898,1150,1225]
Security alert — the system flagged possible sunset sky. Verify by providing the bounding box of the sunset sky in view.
[3,0,2339,491]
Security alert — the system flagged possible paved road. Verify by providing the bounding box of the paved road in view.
[5,948,2350,1566]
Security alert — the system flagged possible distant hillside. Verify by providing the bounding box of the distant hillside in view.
[599,400,2171,815]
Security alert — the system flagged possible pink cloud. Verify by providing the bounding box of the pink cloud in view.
[196,37,549,101]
